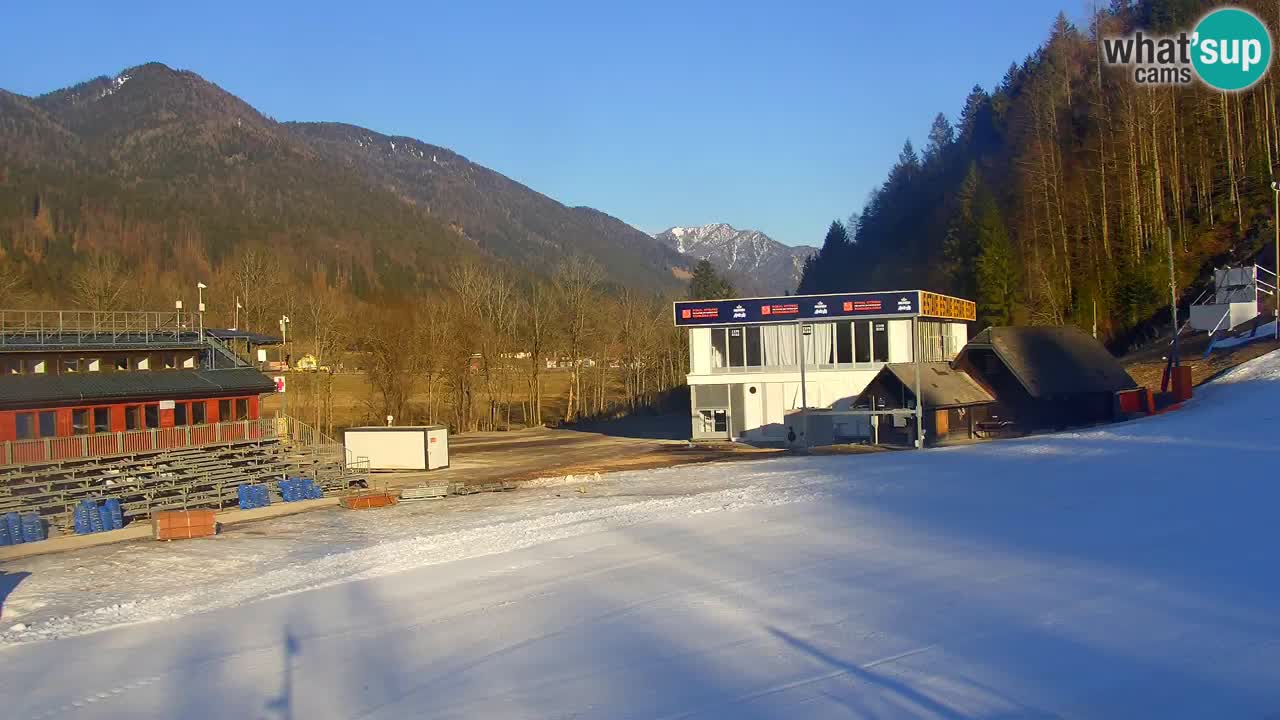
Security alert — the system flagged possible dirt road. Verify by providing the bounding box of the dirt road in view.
[369,425,780,490]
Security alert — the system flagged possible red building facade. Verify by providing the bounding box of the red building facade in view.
[0,311,278,465]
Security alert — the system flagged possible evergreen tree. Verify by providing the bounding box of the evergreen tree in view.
[942,163,982,297]
[687,259,735,300]
[925,113,955,162]
[973,192,1015,327]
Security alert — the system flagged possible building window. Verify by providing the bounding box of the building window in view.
[93,407,110,433]
[835,320,853,364]
[2,358,22,375]
[15,412,35,440]
[745,326,763,367]
[86,358,102,372]
[699,409,728,434]
[38,411,56,438]
[61,358,79,374]
[872,322,889,363]
[235,398,249,421]
[727,328,745,367]
[72,408,90,435]
[192,401,206,425]
[918,320,950,363]
[218,399,232,422]
[116,357,129,371]
[144,404,159,429]
[125,406,141,431]
[163,354,178,370]
[175,402,188,426]
[854,321,872,363]
[32,359,46,374]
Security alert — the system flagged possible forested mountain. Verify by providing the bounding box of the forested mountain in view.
[654,224,815,294]
[799,0,1280,349]
[0,62,688,306]
[289,123,689,290]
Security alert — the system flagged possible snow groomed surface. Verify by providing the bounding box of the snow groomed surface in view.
[4,351,1280,718]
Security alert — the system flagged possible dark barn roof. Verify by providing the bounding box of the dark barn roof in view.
[0,368,275,409]
[878,362,995,409]
[960,326,1137,398]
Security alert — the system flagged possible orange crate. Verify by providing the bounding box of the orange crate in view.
[152,510,218,540]
[340,493,398,510]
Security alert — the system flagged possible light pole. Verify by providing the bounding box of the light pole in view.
[196,282,207,339]
[234,297,242,331]
[279,315,290,420]
[799,323,811,448]
[1272,181,1279,339]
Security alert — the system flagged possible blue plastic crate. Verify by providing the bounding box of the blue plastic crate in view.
[98,504,115,532]
[20,513,44,543]
[88,503,105,533]
[0,516,10,546]
[74,501,95,535]
[105,498,124,529]
[4,512,21,545]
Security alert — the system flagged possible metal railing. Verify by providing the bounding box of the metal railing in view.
[0,309,203,347]
[278,414,366,467]
[0,418,278,467]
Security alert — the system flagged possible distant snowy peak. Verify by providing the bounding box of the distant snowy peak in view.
[654,223,815,294]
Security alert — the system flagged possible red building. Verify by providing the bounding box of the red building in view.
[0,310,279,465]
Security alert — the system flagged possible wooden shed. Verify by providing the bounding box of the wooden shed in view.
[858,362,995,446]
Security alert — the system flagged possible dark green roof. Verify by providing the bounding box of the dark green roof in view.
[0,368,275,408]
[961,326,1137,398]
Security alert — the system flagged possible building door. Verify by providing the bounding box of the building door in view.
[691,384,731,441]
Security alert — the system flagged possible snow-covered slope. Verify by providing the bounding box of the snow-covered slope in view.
[4,351,1280,718]
[656,223,816,294]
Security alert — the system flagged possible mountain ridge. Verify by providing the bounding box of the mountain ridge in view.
[654,223,815,295]
[0,62,690,299]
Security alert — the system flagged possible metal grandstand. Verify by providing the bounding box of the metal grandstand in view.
[0,416,369,532]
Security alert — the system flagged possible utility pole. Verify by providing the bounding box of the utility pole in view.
[1272,181,1279,339]
[799,323,810,448]
[912,316,923,449]
[197,282,207,340]
[279,315,290,422]
[1166,229,1180,368]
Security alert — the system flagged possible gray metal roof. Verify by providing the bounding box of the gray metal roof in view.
[961,326,1138,398]
[881,362,995,409]
[0,368,275,408]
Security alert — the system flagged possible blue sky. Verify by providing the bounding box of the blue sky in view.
[1,0,1074,247]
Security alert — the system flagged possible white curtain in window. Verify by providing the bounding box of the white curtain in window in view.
[804,323,836,365]
[761,325,797,367]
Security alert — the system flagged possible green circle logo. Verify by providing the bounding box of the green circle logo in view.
[1192,8,1272,91]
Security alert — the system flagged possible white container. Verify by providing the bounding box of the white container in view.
[344,426,450,471]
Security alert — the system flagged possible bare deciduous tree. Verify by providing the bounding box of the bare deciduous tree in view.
[553,256,603,422]
[71,253,132,312]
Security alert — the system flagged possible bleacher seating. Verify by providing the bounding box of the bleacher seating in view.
[0,432,367,536]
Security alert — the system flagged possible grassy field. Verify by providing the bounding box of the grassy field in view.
[260,367,630,433]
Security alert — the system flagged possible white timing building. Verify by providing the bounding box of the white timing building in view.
[675,290,975,442]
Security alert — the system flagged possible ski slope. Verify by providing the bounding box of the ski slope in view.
[4,352,1280,718]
